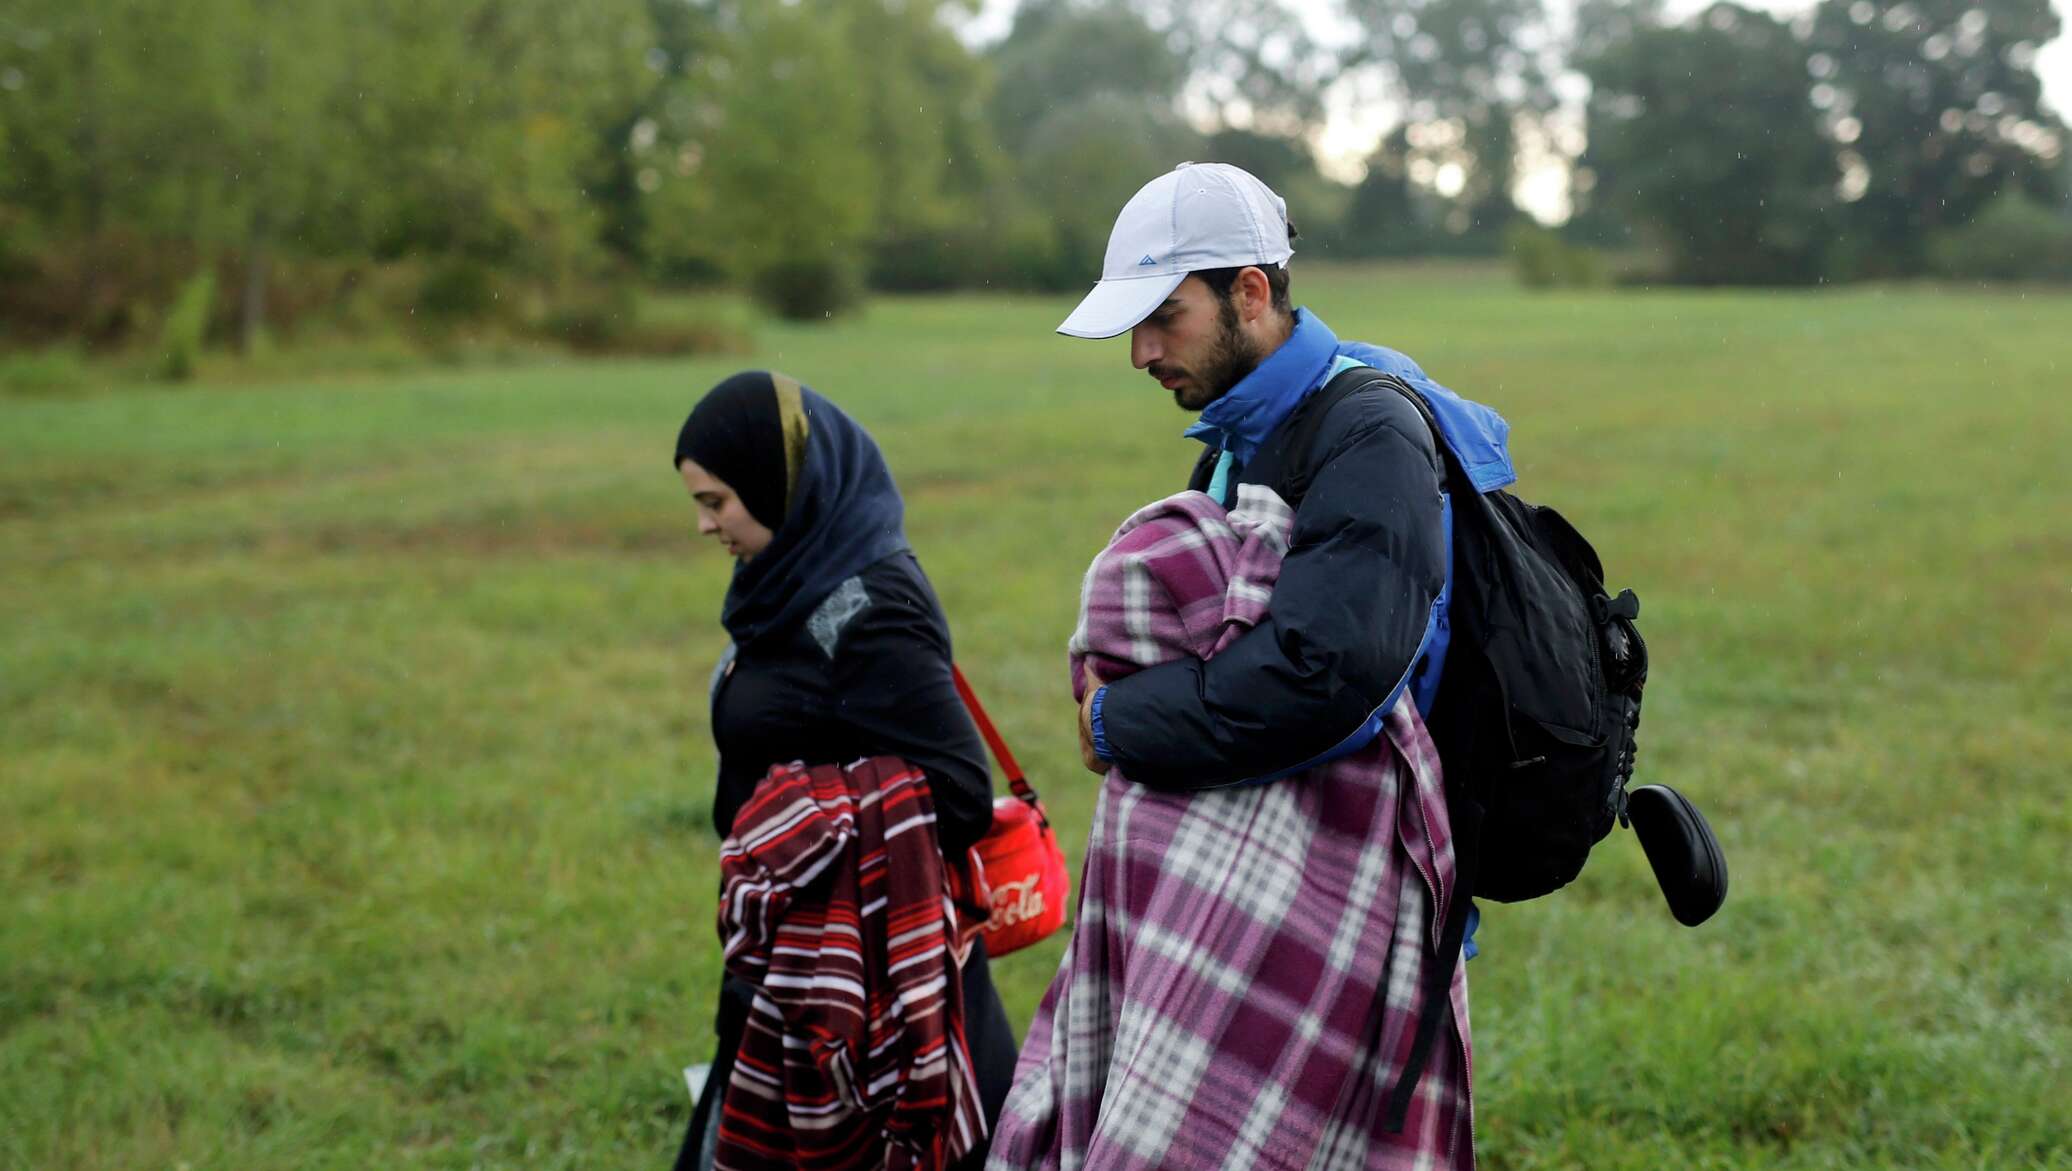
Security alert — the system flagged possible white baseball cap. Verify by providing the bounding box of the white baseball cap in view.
[1057,162,1295,340]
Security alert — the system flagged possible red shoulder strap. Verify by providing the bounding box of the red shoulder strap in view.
[951,664,1039,807]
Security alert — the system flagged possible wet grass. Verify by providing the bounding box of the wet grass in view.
[3,265,2068,1168]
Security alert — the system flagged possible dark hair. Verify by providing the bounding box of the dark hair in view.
[1194,217,1298,318]
[1196,263,1292,317]
[1193,219,1301,317]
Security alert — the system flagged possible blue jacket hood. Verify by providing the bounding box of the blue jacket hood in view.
[1336,340,1516,493]
[1185,309,1516,493]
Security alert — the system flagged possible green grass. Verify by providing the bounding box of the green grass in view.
[3,264,2068,1169]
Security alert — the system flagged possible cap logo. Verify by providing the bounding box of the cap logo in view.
[1137,254,1158,267]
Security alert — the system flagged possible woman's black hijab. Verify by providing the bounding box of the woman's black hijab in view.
[674,371,908,648]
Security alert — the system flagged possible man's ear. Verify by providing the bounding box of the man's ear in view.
[1237,266,1274,324]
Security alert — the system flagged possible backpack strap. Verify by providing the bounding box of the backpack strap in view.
[1252,364,1471,509]
[1358,375,1491,1134]
[1246,365,1388,507]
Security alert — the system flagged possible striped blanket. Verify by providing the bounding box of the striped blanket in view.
[988,485,1473,1170]
[716,755,989,1170]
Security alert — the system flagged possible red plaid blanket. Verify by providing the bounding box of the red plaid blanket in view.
[990,486,1473,1170]
[717,756,988,1170]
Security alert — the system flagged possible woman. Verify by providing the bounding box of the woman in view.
[988,484,1473,1170]
[670,371,1017,1170]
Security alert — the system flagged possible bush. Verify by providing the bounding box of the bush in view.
[974,210,1082,293]
[415,260,501,321]
[540,284,748,356]
[748,257,864,321]
[538,282,637,351]
[868,231,979,294]
[0,231,200,347]
[609,321,752,357]
[1506,223,1608,289]
[157,269,217,381]
[1927,193,2072,283]
[0,345,90,395]
[866,209,1081,294]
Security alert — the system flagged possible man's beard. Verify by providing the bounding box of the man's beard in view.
[1157,298,1265,412]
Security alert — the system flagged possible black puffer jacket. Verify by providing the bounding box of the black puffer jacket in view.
[1096,384,1448,789]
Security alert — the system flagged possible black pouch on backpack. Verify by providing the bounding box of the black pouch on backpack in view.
[1625,783,1727,926]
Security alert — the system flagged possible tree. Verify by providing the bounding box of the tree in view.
[851,0,1009,291]
[988,1,1191,154]
[0,0,650,343]
[587,0,723,269]
[1020,93,1206,286]
[1809,0,2066,275]
[981,3,1202,289]
[698,3,878,316]
[633,0,1005,308]
[1561,0,1668,245]
[1144,0,1337,135]
[0,0,386,345]
[1341,129,1431,256]
[1581,3,1839,284]
[349,0,649,276]
[1343,0,1562,236]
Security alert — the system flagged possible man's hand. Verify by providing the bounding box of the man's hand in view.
[1078,664,1106,774]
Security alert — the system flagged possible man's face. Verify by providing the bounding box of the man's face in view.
[1129,275,1265,412]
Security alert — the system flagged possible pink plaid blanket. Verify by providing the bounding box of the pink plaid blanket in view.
[989,485,1473,1170]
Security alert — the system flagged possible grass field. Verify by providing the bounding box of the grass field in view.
[4,264,2068,1169]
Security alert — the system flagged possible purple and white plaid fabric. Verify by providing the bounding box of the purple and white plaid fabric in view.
[989,485,1473,1171]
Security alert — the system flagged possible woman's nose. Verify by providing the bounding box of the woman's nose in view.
[697,512,719,535]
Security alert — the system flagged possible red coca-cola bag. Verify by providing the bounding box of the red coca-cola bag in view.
[952,665,1070,957]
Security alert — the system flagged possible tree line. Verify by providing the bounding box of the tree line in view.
[0,0,2065,347]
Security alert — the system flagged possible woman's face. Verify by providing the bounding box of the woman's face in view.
[678,458,775,560]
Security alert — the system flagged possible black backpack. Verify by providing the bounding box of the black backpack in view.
[1239,365,1686,1128]
[1266,366,1649,900]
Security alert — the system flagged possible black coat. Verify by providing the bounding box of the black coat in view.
[679,550,1015,1170]
[1097,383,1449,789]
[709,550,994,856]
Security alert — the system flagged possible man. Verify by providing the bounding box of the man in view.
[1030,161,1516,1165]
[1064,161,1517,798]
